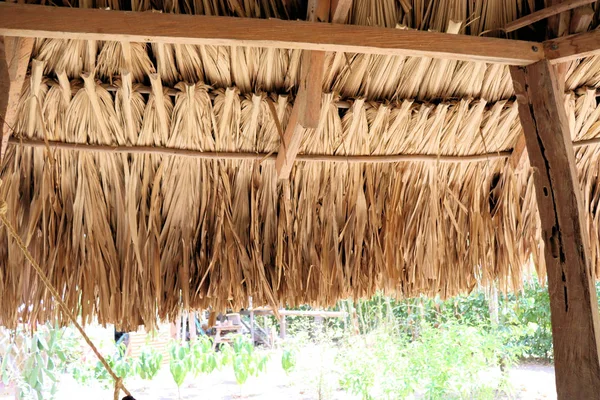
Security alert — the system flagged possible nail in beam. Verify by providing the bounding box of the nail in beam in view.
[510,59,600,400]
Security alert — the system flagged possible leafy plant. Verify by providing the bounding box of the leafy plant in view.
[189,336,218,376]
[135,346,163,380]
[281,349,296,375]
[93,344,136,389]
[230,336,268,386]
[1,324,80,400]
[169,342,191,399]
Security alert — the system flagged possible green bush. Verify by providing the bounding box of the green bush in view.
[336,322,515,400]
[1,324,80,400]
[135,346,163,380]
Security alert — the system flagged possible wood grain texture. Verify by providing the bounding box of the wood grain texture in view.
[544,29,600,63]
[507,134,528,170]
[504,0,595,32]
[330,0,352,23]
[298,50,325,129]
[298,0,329,129]
[569,5,594,33]
[275,93,303,178]
[0,3,544,65]
[0,36,33,161]
[510,59,600,400]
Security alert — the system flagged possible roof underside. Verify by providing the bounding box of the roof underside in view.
[1,0,600,330]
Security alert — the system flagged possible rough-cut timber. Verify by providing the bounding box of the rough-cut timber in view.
[0,3,544,65]
[276,0,349,179]
[510,59,600,400]
[544,29,600,63]
[0,36,33,161]
[503,0,595,32]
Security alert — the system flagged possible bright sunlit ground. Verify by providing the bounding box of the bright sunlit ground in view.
[0,345,556,400]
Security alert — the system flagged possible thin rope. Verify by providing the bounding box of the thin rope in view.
[0,199,132,399]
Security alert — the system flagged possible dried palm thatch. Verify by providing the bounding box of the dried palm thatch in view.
[1,0,600,330]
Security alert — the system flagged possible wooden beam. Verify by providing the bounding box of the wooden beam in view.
[0,3,544,65]
[8,136,514,164]
[507,134,528,170]
[10,135,600,163]
[503,0,595,33]
[569,5,594,34]
[330,0,352,24]
[510,59,600,400]
[544,29,600,63]
[0,36,33,161]
[298,0,330,129]
[276,0,346,179]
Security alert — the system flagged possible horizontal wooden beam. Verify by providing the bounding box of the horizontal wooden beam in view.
[544,29,600,63]
[8,136,600,164]
[8,137,512,163]
[0,3,545,65]
[504,0,596,33]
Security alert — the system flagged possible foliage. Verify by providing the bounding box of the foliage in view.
[189,336,218,375]
[281,348,296,375]
[230,335,269,386]
[135,346,163,380]
[169,342,190,388]
[336,322,515,400]
[1,323,80,400]
[92,343,136,389]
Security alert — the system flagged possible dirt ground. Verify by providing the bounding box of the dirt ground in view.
[1,347,557,399]
[59,352,556,400]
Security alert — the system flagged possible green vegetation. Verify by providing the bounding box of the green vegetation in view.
[0,323,80,400]
[2,279,597,399]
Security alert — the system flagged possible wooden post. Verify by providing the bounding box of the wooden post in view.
[180,311,187,345]
[0,36,33,161]
[279,314,286,339]
[249,296,255,345]
[510,59,600,399]
[189,312,197,341]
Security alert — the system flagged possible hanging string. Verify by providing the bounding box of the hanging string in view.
[0,196,133,400]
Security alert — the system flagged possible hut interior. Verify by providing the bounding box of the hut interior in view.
[1,1,600,397]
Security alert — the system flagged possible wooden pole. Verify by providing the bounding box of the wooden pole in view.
[189,312,197,341]
[279,314,286,340]
[249,296,255,345]
[510,59,600,400]
[503,0,595,33]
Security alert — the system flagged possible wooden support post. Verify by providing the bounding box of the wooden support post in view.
[0,36,33,161]
[189,312,197,341]
[279,314,286,339]
[510,59,600,400]
[275,0,351,179]
[249,296,255,345]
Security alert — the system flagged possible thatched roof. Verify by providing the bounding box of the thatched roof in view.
[1,0,600,330]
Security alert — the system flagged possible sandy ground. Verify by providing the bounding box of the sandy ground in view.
[1,355,557,400]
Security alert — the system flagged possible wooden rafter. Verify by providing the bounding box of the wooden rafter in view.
[0,36,33,161]
[504,0,595,33]
[0,3,544,65]
[9,135,600,164]
[511,59,600,400]
[275,0,351,180]
[544,29,600,63]
[507,135,528,170]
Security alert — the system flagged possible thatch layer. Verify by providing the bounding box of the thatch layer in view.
[2,0,600,329]
[2,71,600,330]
